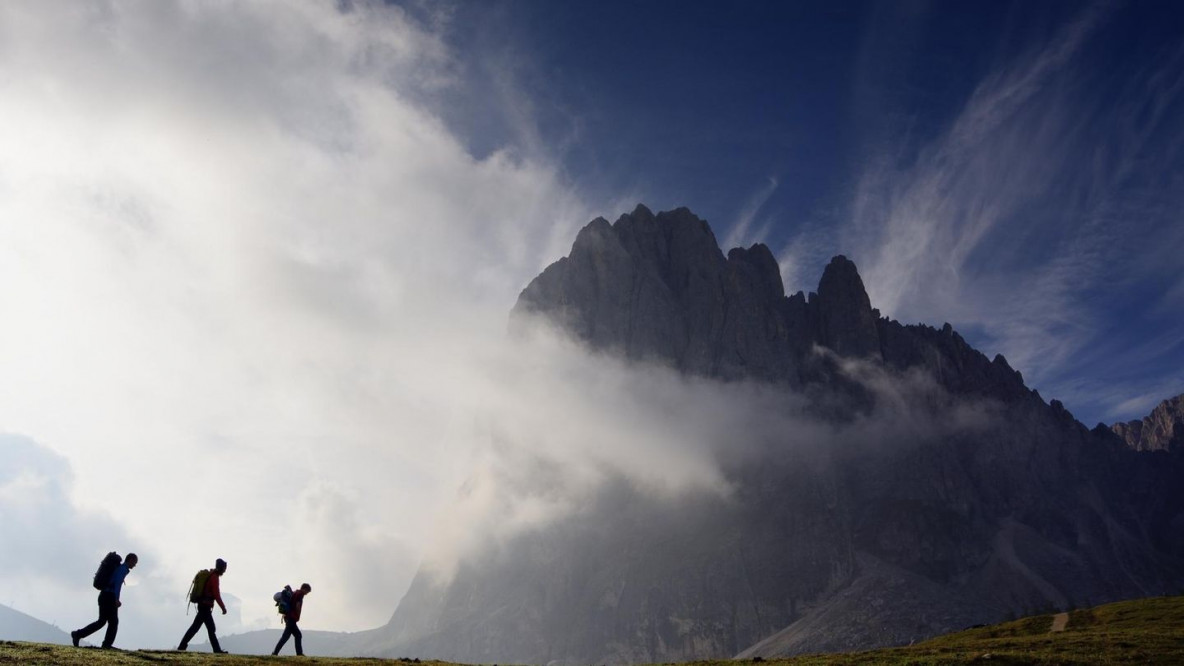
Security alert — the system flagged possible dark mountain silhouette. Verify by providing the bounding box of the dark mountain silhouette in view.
[0,603,72,645]
[196,628,365,656]
[1113,394,1184,452]
[360,206,1184,663]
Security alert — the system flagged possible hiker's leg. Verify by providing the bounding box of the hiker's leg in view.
[75,617,106,640]
[203,609,222,652]
[100,595,119,648]
[273,621,292,654]
[75,619,104,640]
[291,621,303,656]
[75,593,109,640]
[178,608,206,648]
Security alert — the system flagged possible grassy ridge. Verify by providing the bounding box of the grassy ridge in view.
[0,643,434,665]
[692,595,1184,665]
[4,595,1183,665]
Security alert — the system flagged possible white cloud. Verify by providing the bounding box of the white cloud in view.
[0,433,236,647]
[0,1,839,645]
[413,326,1004,584]
[0,0,595,641]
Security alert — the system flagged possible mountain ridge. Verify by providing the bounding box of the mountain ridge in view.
[370,206,1184,664]
[0,603,72,645]
[514,205,1032,406]
[1113,394,1184,452]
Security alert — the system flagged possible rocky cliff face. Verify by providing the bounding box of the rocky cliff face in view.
[513,205,1030,403]
[1113,394,1184,452]
[513,206,805,383]
[371,206,1184,664]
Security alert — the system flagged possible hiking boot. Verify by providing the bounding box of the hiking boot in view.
[101,645,121,650]
[70,631,80,648]
[176,645,187,651]
[213,649,229,654]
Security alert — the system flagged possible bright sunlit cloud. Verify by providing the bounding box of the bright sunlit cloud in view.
[0,0,601,642]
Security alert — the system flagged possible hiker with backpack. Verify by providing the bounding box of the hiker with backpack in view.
[71,552,138,649]
[177,558,228,653]
[271,583,312,656]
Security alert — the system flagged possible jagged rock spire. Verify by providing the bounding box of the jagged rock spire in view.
[813,255,881,359]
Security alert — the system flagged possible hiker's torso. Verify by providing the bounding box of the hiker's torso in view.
[288,589,306,622]
[199,572,222,606]
[107,564,131,599]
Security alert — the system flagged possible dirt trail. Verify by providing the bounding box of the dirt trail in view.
[1050,612,1069,632]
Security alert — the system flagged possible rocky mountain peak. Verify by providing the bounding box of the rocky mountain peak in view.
[817,254,862,292]
[573,215,613,245]
[1112,394,1184,452]
[727,243,784,300]
[515,207,1037,397]
[814,254,881,359]
[384,206,1184,666]
[610,205,725,294]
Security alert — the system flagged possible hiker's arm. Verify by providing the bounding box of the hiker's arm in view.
[110,566,129,600]
[212,574,227,613]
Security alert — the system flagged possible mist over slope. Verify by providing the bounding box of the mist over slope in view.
[0,603,71,645]
[364,206,1184,663]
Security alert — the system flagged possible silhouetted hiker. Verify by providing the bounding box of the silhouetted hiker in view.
[72,552,138,649]
[272,583,312,656]
[178,558,228,653]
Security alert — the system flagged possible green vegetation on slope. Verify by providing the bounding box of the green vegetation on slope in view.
[3,596,1183,665]
[689,595,1184,665]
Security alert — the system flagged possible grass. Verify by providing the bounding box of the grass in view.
[686,595,1184,665]
[0,643,442,665]
[4,596,1183,665]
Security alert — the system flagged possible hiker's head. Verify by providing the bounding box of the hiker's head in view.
[300,583,311,594]
[125,553,138,569]
[215,558,227,574]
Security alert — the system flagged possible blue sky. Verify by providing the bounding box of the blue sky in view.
[0,1,1181,643]
[416,0,1184,427]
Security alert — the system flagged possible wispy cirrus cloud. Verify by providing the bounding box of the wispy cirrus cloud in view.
[842,3,1184,422]
[724,176,779,250]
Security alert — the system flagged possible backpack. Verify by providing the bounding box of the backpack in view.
[188,569,212,604]
[273,585,293,614]
[93,552,122,591]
